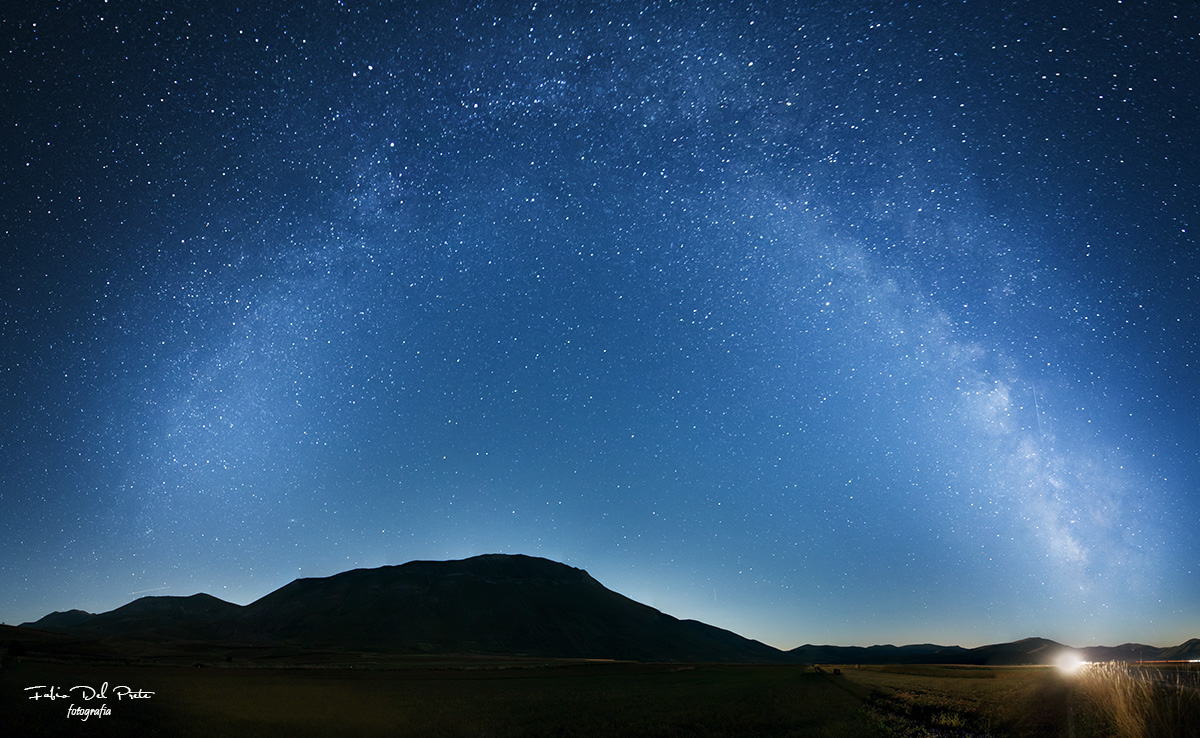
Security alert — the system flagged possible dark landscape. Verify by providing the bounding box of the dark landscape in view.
[4,555,1198,737]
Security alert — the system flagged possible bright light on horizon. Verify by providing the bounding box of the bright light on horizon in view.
[1056,650,1088,675]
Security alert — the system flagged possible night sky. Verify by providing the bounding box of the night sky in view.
[2,1,1197,650]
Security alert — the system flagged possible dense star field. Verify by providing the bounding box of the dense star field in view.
[1,1,1197,649]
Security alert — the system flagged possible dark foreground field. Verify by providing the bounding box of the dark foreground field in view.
[3,658,1198,737]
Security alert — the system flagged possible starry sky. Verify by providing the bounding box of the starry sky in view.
[2,1,1197,650]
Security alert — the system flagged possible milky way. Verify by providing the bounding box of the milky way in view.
[2,1,1197,648]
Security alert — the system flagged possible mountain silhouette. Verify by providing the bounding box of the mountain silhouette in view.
[23,554,782,662]
[26,593,242,641]
[19,555,1197,665]
[233,554,783,661]
[1156,638,1200,661]
[952,637,1068,665]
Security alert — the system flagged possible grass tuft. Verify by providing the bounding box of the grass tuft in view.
[1073,662,1200,738]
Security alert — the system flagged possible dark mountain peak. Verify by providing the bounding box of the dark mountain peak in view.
[276,554,592,592]
[957,637,1071,665]
[21,593,242,641]
[1159,638,1200,660]
[236,554,781,662]
[981,637,1064,653]
[251,554,598,612]
[21,609,95,631]
[393,553,594,584]
[109,592,242,617]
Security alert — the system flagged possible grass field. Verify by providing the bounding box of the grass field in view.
[3,658,1197,737]
[838,662,1200,738]
[2,658,871,737]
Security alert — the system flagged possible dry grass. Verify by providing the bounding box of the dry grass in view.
[836,661,1200,738]
[837,664,1064,737]
[1072,662,1200,738]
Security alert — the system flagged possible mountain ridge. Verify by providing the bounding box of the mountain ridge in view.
[22,554,782,663]
[19,554,1199,664]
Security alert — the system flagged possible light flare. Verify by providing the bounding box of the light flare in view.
[1056,650,1088,675]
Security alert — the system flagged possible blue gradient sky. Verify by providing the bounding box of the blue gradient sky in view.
[2,0,1197,649]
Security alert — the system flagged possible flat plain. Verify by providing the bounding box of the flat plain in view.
[3,657,1198,737]
[4,658,869,738]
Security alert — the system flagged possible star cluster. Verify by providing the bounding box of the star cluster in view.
[2,1,1197,648]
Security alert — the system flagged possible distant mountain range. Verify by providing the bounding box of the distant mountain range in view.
[788,637,1200,665]
[16,554,1200,665]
